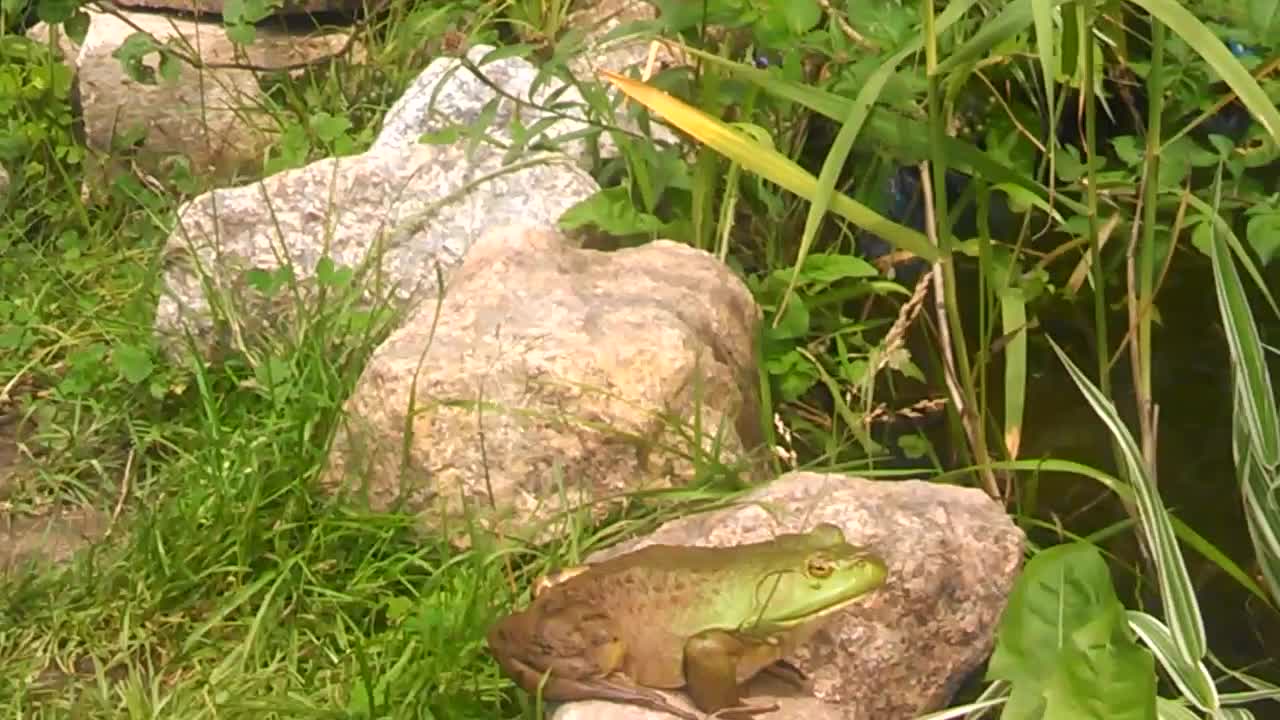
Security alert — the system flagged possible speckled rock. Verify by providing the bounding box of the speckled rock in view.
[565,0,683,80]
[61,8,352,183]
[564,471,1025,720]
[373,44,601,159]
[374,40,681,164]
[321,225,765,542]
[154,142,598,361]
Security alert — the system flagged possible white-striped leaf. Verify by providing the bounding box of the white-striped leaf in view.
[1049,338,1207,662]
[1128,611,1218,710]
[1156,698,1201,720]
[1209,192,1280,472]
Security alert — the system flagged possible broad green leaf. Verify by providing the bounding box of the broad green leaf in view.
[35,0,76,23]
[1048,338,1207,663]
[112,344,154,385]
[796,253,878,286]
[989,543,1156,720]
[559,186,666,236]
[1044,636,1155,720]
[1245,211,1280,266]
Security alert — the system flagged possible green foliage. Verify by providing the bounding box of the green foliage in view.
[0,35,83,236]
[989,543,1156,720]
[4,0,1280,717]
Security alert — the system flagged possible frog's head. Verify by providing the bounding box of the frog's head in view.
[741,523,886,632]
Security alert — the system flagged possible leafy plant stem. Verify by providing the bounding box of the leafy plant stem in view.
[1133,18,1166,474]
[1081,0,1108,399]
[923,0,997,500]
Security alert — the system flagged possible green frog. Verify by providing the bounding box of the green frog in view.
[487,523,887,718]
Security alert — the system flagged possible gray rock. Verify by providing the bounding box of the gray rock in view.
[155,142,598,360]
[374,44,601,159]
[321,226,764,542]
[573,471,1024,720]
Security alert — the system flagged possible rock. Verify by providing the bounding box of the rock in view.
[0,164,9,204]
[576,471,1024,720]
[154,139,599,361]
[372,44,601,160]
[57,8,352,183]
[374,41,681,164]
[565,0,682,81]
[321,226,764,542]
[111,0,363,17]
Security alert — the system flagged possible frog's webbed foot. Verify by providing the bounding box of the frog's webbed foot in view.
[760,658,810,691]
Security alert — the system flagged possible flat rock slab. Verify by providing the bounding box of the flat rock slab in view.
[571,471,1025,719]
[1,507,108,574]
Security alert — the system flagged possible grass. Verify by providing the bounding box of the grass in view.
[4,0,1280,717]
[0,5,580,715]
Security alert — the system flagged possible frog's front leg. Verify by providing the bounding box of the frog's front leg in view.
[683,630,781,719]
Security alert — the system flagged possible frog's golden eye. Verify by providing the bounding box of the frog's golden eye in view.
[807,554,835,578]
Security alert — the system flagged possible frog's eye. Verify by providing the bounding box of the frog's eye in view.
[807,554,836,578]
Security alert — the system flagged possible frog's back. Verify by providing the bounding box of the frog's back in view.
[556,543,755,688]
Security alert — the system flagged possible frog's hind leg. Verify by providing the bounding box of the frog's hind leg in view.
[550,673,703,720]
[496,649,700,720]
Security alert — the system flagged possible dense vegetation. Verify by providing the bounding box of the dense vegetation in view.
[1,0,1278,717]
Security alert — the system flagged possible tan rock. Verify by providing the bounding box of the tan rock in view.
[322,226,764,541]
[575,471,1025,720]
[71,8,351,183]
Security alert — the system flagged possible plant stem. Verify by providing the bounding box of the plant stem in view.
[922,0,998,500]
